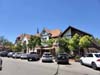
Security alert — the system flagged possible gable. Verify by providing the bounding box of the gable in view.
[63,28,72,38]
[61,26,93,38]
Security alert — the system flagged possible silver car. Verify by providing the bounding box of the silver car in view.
[42,52,53,62]
[0,58,2,70]
[20,53,28,59]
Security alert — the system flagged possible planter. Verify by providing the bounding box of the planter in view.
[69,59,75,62]
[75,59,80,62]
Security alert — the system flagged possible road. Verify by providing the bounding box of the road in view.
[0,57,100,75]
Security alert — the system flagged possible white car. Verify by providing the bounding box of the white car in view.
[42,52,53,62]
[0,58,2,70]
[80,53,100,70]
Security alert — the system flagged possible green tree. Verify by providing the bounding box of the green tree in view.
[0,36,8,46]
[0,36,14,50]
[57,37,69,53]
[79,35,92,49]
[68,33,80,55]
[28,35,41,50]
[46,39,55,47]
[15,43,23,52]
[35,36,41,46]
[22,41,27,53]
[68,33,80,51]
[95,38,100,45]
[11,45,16,52]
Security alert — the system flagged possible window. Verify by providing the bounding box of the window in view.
[95,54,100,58]
[87,54,93,57]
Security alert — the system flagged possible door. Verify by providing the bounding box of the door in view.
[86,54,93,65]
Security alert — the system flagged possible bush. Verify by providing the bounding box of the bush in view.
[74,55,80,62]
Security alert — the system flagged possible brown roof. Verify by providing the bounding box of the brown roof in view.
[17,34,31,40]
[44,29,61,38]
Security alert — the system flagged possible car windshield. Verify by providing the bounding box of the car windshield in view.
[57,54,67,59]
[44,54,51,56]
[95,54,100,58]
[30,52,37,54]
[43,55,52,57]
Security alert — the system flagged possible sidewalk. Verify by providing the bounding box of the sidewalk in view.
[69,59,75,63]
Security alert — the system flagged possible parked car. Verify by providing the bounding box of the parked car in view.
[27,52,40,61]
[80,53,100,70]
[56,53,69,64]
[0,58,2,70]
[7,52,15,58]
[12,52,22,59]
[42,52,53,62]
[20,53,28,59]
[0,51,9,57]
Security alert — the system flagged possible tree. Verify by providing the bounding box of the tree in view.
[35,36,41,46]
[5,41,14,50]
[15,42,23,52]
[0,36,14,50]
[79,35,92,49]
[57,37,69,53]
[68,33,80,55]
[11,45,16,52]
[22,41,27,53]
[0,36,8,46]
[46,39,55,47]
[95,38,100,45]
[28,35,41,51]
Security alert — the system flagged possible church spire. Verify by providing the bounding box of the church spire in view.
[37,27,39,34]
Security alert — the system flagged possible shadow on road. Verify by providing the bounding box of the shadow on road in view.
[83,64,100,71]
[57,63,71,65]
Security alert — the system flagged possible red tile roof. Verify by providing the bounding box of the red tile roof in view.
[17,34,31,40]
[44,29,61,38]
[16,28,61,43]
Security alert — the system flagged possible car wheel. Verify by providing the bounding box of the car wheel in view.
[28,58,31,61]
[80,60,84,65]
[31,59,34,61]
[92,62,97,70]
[0,67,2,71]
[37,58,39,60]
[57,62,59,64]
[42,60,44,62]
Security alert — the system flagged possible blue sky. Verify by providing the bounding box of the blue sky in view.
[0,0,100,43]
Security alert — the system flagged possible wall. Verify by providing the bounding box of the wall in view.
[63,28,72,39]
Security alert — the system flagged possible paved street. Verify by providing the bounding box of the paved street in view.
[0,58,100,75]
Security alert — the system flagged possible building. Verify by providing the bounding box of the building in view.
[40,28,61,46]
[61,26,100,55]
[15,29,61,55]
[15,26,100,56]
[15,34,31,45]
[36,28,61,56]
[15,34,31,53]
[61,26,92,38]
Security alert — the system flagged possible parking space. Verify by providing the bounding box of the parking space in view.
[0,57,100,75]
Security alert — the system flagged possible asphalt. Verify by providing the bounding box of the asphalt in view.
[0,57,100,75]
